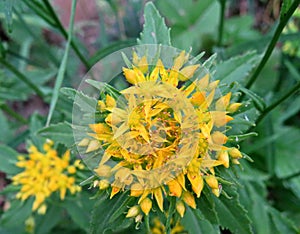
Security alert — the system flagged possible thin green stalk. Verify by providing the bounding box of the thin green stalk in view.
[0,104,28,124]
[46,0,77,126]
[42,0,90,69]
[0,58,44,98]
[145,215,151,234]
[217,0,226,46]
[245,0,300,89]
[22,0,56,26]
[256,81,300,125]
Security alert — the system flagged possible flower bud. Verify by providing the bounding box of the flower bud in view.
[217,151,229,168]
[228,103,242,113]
[205,175,219,189]
[99,180,110,190]
[182,191,196,209]
[176,201,185,218]
[140,197,152,215]
[126,205,140,218]
[229,148,242,159]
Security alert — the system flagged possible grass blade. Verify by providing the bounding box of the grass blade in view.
[46,0,77,126]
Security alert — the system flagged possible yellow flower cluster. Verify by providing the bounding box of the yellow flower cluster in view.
[79,51,243,219]
[12,140,83,214]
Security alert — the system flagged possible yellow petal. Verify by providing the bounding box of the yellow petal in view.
[106,95,116,108]
[123,67,138,84]
[94,164,111,177]
[130,183,144,197]
[197,74,210,90]
[179,65,200,81]
[154,188,164,211]
[149,66,160,81]
[86,140,101,153]
[140,197,152,215]
[78,138,90,147]
[211,131,228,145]
[229,148,243,159]
[187,172,204,198]
[217,151,229,168]
[207,80,220,91]
[89,123,111,134]
[210,111,233,128]
[110,186,120,199]
[182,191,196,209]
[167,179,182,197]
[138,56,148,73]
[190,91,205,106]
[176,201,185,218]
[205,175,219,189]
[173,51,186,70]
[228,103,242,113]
[216,92,231,111]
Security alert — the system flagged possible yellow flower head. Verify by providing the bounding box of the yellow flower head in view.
[12,140,83,213]
[78,49,243,218]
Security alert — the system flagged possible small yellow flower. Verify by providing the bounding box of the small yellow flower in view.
[12,141,83,213]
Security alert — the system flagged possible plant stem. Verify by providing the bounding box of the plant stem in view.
[46,0,77,126]
[42,0,91,69]
[256,81,300,125]
[145,215,151,234]
[217,0,226,46]
[0,58,44,98]
[0,104,28,124]
[245,0,300,89]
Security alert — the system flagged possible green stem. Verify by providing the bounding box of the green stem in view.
[256,81,300,125]
[145,215,151,234]
[22,0,56,26]
[217,0,226,46]
[245,0,300,89]
[41,0,91,69]
[0,104,28,124]
[0,58,44,98]
[46,0,77,126]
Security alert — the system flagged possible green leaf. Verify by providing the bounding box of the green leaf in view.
[137,2,171,45]
[197,187,219,224]
[60,87,98,113]
[274,127,300,179]
[29,113,45,149]
[213,170,253,234]
[0,110,13,144]
[239,87,266,112]
[215,51,260,85]
[0,198,33,228]
[269,207,298,234]
[38,122,74,147]
[240,181,272,234]
[63,197,92,232]
[0,145,21,175]
[35,205,64,234]
[157,0,219,52]
[182,208,220,234]
[89,191,136,234]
